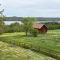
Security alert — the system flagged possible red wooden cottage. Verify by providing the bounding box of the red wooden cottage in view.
[33,23,48,33]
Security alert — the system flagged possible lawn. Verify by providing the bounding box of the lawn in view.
[0,41,55,60]
[0,29,60,59]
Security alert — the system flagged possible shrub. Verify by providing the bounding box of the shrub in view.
[31,29,38,37]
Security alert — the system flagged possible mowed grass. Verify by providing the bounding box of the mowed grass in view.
[0,41,55,60]
[0,29,60,59]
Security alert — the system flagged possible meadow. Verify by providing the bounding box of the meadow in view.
[0,29,60,60]
[0,41,55,60]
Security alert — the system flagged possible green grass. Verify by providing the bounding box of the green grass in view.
[0,41,55,60]
[0,29,60,59]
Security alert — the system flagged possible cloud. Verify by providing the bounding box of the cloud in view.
[0,0,60,17]
[1,0,60,9]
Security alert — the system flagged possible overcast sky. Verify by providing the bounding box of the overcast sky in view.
[0,0,60,17]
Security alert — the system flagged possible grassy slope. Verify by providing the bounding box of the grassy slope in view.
[0,30,60,59]
[0,41,55,60]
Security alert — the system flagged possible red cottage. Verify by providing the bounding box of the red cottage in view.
[33,23,48,33]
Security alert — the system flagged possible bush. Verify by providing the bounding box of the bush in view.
[0,27,4,35]
[31,29,38,37]
[4,22,23,33]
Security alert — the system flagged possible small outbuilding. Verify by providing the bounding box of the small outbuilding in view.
[33,23,48,33]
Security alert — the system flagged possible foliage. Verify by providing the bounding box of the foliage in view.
[10,22,21,32]
[0,17,5,34]
[0,4,5,34]
[22,17,36,36]
[30,28,38,37]
[4,22,22,33]
[45,22,60,30]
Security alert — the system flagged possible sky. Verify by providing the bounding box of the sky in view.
[0,0,60,17]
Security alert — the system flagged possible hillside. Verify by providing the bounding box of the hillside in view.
[4,17,60,22]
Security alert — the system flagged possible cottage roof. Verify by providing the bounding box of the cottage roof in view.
[33,23,46,29]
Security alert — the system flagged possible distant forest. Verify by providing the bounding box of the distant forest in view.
[4,17,60,22]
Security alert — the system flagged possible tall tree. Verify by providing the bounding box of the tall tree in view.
[22,17,36,36]
[0,4,4,34]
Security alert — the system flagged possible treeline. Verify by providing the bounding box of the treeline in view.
[4,22,23,33]
[4,17,60,21]
[4,17,23,21]
[45,22,60,30]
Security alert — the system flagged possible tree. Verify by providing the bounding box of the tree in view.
[5,22,21,33]
[22,17,36,36]
[0,4,4,34]
[0,17,5,34]
[10,22,21,32]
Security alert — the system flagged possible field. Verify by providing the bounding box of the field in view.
[0,29,60,60]
[0,41,55,60]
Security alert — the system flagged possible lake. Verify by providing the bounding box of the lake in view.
[4,21,22,25]
[4,21,60,25]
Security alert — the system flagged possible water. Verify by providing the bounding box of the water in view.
[4,21,60,25]
[4,21,22,25]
